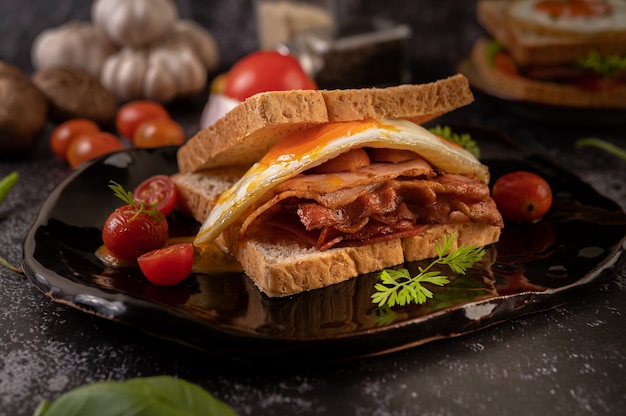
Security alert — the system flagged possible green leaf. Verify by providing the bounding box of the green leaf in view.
[428,125,480,158]
[0,171,18,205]
[371,234,486,308]
[575,52,626,77]
[372,305,398,326]
[33,376,238,416]
[575,138,626,162]
[484,39,504,66]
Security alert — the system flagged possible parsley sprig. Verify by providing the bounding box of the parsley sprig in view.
[429,125,480,158]
[371,234,485,307]
[108,180,163,221]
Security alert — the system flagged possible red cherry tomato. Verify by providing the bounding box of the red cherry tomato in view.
[102,204,169,263]
[494,52,519,78]
[492,171,553,223]
[116,100,171,140]
[133,119,185,148]
[224,51,317,101]
[50,119,101,161]
[66,132,123,169]
[133,175,178,216]
[137,243,194,286]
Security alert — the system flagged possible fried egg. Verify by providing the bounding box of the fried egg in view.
[508,0,626,36]
[194,119,487,246]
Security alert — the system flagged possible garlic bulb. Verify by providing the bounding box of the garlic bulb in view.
[31,21,118,77]
[91,0,178,47]
[173,20,220,73]
[101,37,207,103]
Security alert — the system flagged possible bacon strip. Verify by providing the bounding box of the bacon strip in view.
[241,161,503,251]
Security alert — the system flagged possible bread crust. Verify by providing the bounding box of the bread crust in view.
[228,222,501,297]
[471,38,626,109]
[478,0,626,66]
[177,75,474,173]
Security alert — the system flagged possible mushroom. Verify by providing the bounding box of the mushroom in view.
[32,67,118,126]
[0,61,48,157]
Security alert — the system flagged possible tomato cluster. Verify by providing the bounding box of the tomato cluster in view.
[102,175,193,286]
[50,101,185,169]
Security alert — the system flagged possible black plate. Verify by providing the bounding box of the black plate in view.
[22,129,626,365]
[457,58,626,126]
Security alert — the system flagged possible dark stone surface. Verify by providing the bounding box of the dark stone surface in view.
[1,1,625,415]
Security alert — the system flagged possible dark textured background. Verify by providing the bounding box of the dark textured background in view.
[1,1,625,415]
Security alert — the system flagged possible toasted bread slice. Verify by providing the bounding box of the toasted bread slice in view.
[177,74,474,173]
[223,221,501,297]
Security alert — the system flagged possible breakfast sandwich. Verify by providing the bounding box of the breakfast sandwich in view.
[173,74,504,297]
[470,0,626,108]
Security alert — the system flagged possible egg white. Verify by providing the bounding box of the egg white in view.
[509,0,626,35]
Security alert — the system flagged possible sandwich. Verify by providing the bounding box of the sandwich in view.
[469,0,626,108]
[173,74,504,297]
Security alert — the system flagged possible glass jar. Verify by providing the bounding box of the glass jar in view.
[276,17,412,89]
[254,0,336,50]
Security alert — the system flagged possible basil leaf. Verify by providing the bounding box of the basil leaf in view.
[33,376,238,416]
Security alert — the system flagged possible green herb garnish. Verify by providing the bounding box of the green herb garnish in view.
[0,171,18,205]
[429,125,480,158]
[372,304,397,327]
[485,39,505,66]
[575,52,626,77]
[371,234,486,307]
[0,171,23,274]
[108,180,163,221]
[575,137,626,162]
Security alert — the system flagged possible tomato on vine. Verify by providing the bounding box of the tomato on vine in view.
[492,171,553,223]
[102,181,169,262]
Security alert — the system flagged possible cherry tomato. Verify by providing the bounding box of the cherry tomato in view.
[116,100,171,140]
[66,132,123,169]
[102,204,169,263]
[492,171,553,223]
[50,119,100,161]
[224,51,317,101]
[133,175,178,216]
[133,119,185,148]
[494,52,519,78]
[137,243,194,286]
